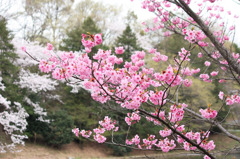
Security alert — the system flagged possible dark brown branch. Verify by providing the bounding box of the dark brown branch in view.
[176,0,240,76]
[166,99,240,143]
[139,109,216,159]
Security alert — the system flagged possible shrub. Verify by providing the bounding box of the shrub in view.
[41,111,74,147]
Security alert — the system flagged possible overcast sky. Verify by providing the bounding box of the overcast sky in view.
[5,0,240,46]
[81,0,240,45]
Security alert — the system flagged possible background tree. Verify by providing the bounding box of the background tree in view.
[0,17,29,152]
[16,0,73,45]
[41,110,74,147]
[114,25,142,66]
[60,17,101,52]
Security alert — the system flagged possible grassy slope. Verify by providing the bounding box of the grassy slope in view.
[0,142,113,159]
[1,132,239,159]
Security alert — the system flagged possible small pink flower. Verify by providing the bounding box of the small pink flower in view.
[229,25,235,31]
[114,127,119,132]
[198,41,208,47]
[85,47,91,53]
[219,79,226,83]
[198,52,202,58]
[21,46,26,52]
[149,48,156,54]
[210,71,218,76]
[115,47,124,54]
[218,91,224,100]
[204,155,211,159]
[72,128,79,137]
[80,130,92,138]
[94,33,102,45]
[164,31,171,37]
[161,55,168,61]
[183,79,192,87]
[199,108,217,119]
[47,43,53,50]
[159,128,172,137]
[232,52,239,59]
[204,61,211,67]
[94,134,106,143]
[208,0,215,3]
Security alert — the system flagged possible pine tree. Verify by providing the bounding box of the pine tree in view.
[0,17,21,103]
[114,25,142,65]
[60,17,102,52]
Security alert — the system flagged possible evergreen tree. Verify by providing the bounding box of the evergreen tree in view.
[0,17,21,103]
[60,17,102,52]
[114,25,142,66]
[0,17,14,52]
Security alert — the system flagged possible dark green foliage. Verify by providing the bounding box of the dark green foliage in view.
[59,26,83,52]
[157,34,188,55]
[81,17,101,35]
[0,17,14,52]
[60,17,106,52]
[25,114,49,139]
[233,43,240,53]
[0,17,22,103]
[41,111,74,147]
[114,25,142,65]
[61,86,100,130]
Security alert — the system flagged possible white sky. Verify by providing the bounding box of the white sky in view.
[77,0,240,45]
[4,0,240,46]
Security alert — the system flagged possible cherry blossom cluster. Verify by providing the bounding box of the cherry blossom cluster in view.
[126,134,140,146]
[181,67,200,76]
[73,116,118,143]
[99,116,118,131]
[151,50,168,62]
[126,134,176,152]
[29,29,221,158]
[218,91,240,106]
[125,111,141,126]
[80,129,92,138]
[146,110,165,125]
[140,0,240,91]
[81,33,102,53]
[178,130,215,153]
[168,104,188,123]
[183,29,206,44]
[199,105,218,119]
[27,17,236,157]
[159,128,172,137]
[16,0,240,157]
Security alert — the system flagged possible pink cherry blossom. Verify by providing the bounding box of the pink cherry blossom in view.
[210,71,218,76]
[47,43,53,50]
[159,128,172,137]
[79,130,92,138]
[115,47,124,54]
[72,128,80,137]
[94,134,106,143]
[199,108,217,119]
[204,61,211,67]
[94,33,102,45]
[198,52,202,58]
[183,79,192,87]
[21,46,26,52]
